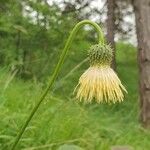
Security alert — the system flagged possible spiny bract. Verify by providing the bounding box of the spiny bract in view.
[88,44,112,66]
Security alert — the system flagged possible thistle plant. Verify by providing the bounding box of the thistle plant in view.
[74,44,127,103]
[11,20,127,150]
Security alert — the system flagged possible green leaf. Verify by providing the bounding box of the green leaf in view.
[13,25,28,34]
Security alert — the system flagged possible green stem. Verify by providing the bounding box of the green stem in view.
[11,20,105,150]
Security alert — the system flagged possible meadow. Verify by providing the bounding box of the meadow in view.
[0,42,150,150]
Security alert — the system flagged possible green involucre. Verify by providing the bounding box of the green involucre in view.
[88,44,113,66]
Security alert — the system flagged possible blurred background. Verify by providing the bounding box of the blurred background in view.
[0,0,150,150]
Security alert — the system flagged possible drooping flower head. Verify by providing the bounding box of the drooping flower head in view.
[74,44,127,103]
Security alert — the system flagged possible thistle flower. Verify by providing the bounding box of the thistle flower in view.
[74,44,127,103]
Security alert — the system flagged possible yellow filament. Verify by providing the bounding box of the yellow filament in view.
[74,66,127,103]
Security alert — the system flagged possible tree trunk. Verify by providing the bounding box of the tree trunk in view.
[133,0,150,128]
[106,0,116,70]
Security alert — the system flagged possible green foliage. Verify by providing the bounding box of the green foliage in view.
[0,43,150,150]
[0,1,149,150]
[0,0,82,79]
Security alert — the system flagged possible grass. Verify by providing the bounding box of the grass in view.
[0,42,150,150]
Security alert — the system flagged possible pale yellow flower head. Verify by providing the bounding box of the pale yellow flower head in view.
[74,44,127,103]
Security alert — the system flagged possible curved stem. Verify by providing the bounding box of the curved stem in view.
[11,20,105,150]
